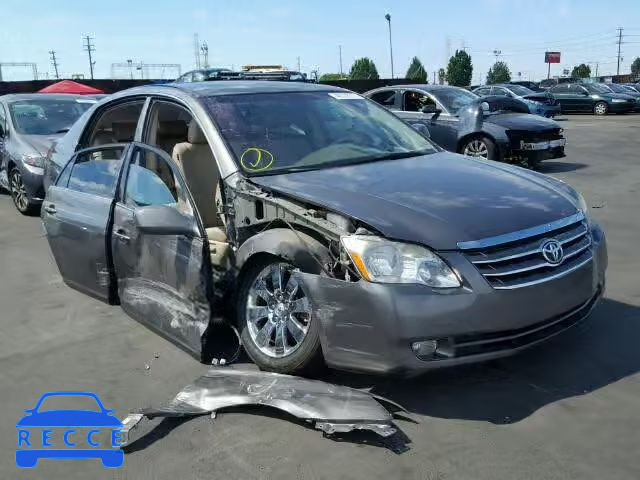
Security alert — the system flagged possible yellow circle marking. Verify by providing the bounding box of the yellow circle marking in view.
[240,147,275,172]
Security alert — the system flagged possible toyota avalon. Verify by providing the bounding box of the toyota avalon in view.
[42,82,607,375]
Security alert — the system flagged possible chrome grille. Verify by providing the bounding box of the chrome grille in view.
[459,213,593,290]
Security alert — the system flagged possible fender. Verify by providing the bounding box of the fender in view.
[235,228,331,275]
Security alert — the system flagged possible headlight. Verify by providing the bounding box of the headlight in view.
[22,154,46,168]
[341,235,461,288]
[611,98,626,103]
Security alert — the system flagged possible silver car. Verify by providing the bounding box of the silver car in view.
[42,82,607,376]
[0,94,98,214]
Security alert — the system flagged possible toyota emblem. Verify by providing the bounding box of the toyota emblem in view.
[540,239,564,265]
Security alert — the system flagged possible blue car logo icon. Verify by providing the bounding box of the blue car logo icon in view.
[16,391,123,468]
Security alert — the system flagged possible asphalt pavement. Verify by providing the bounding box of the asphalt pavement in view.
[1,114,639,480]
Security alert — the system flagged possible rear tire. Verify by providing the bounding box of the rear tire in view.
[593,101,608,116]
[236,256,323,374]
[9,168,39,216]
[461,136,498,161]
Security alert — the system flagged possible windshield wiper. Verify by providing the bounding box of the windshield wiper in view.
[54,128,70,134]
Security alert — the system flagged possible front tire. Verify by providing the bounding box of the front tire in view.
[9,168,38,215]
[461,136,498,160]
[237,256,323,374]
[593,101,608,116]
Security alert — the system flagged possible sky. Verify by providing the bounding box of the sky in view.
[1,0,640,83]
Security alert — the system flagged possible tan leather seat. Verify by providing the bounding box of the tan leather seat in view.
[173,122,230,266]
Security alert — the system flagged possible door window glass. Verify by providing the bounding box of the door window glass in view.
[369,90,397,107]
[493,87,510,96]
[67,147,125,197]
[403,91,436,112]
[143,101,193,155]
[84,100,145,149]
[549,84,566,93]
[474,88,491,96]
[124,148,193,216]
[566,85,585,94]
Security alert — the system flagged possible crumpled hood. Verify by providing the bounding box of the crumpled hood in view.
[250,152,578,250]
[20,134,62,156]
[486,112,560,131]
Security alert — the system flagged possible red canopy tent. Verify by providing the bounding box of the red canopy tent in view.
[37,80,104,95]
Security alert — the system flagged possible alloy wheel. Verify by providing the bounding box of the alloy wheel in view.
[10,170,29,212]
[594,103,608,115]
[463,139,489,158]
[245,263,312,358]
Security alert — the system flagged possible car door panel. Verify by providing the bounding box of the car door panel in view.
[111,143,212,357]
[42,144,129,301]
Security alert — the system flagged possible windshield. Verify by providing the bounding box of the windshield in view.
[204,91,436,175]
[9,99,93,135]
[431,88,479,115]
[584,83,611,94]
[506,85,535,96]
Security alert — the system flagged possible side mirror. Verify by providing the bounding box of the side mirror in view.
[421,104,438,114]
[134,204,198,236]
[411,123,430,138]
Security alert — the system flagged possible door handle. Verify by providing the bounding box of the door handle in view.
[44,204,56,215]
[114,229,130,243]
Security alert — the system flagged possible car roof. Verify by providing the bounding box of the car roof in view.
[384,84,468,92]
[130,80,348,98]
[1,93,94,103]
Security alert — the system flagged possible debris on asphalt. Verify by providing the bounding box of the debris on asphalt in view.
[119,368,401,448]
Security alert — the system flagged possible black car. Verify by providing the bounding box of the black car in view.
[174,68,236,83]
[599,83,640,111]
[0,94,98,214]
[548,83,637,115]
[509,81,543,92]
[365,85,565,168]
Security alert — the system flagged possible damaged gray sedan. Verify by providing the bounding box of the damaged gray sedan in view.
[42,81,607,375]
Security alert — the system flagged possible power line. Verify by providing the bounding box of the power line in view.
[83,36,96,79]
[49,50,59,79]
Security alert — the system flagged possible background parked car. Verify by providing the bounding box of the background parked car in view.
[366,85,565,167]
[598,83,640,111]
[509,80,543,92]
[539,77,583,89]
[174,68,236,83]
[548,83,636,115]
[473,84,560,117]
[621,83,640,94]
[0,94,97,214]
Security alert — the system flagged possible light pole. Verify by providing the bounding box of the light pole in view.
[127,59,133,79]
[385,13,394,79]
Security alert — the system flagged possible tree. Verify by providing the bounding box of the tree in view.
[446,50,473,86]
[319,73,348,82]
[405,56,427,82]
[631,57,640,76]
[571,63,591,78]
[486,61,511,84]
[438,68,446,85]
[349,57,379,80]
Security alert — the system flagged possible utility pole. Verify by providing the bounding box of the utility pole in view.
[616,27,623,75]
[49,51,60,79]
[339,45,343,77]
[297,56,301,72]
[385,14,394,79]
[127,59,133,79]
[83,36,95,79]
[433,71,436,84]
[493,49,502,62]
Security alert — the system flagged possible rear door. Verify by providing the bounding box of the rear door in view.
[110,142,212,356]
[42,144,129,301]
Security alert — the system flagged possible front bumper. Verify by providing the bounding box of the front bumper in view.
[299,225,606,376]
[19,164,45,203]
[608,102,635,113]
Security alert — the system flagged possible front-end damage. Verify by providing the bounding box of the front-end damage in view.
[119,368,401,447]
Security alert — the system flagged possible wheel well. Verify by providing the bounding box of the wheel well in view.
[457,132,495,153]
